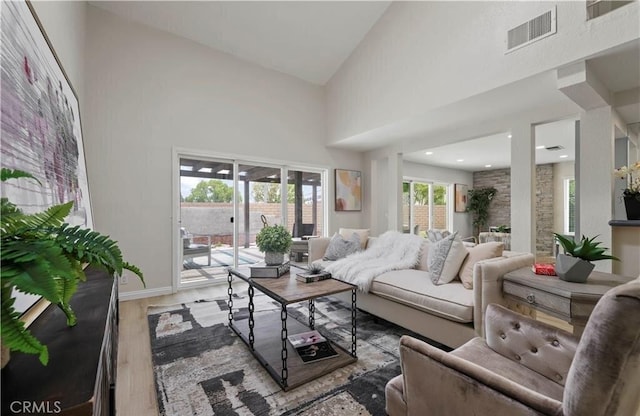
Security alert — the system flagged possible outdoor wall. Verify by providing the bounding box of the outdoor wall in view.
[180,202,325,246]
[83,6,364,295]
[474,164,556,256]
[327,1,639,144]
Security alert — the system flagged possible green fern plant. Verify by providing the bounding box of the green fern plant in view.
[1,168,144,365]
[553,233,619,262]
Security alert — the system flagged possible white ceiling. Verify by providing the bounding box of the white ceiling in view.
[404,118,578,171]
[89,1,639,171]
[89,1,391,85]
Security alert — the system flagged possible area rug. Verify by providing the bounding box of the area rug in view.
[148,292,449,415]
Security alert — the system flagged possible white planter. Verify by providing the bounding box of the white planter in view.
[555,254,594,283]
[264,252,285,266]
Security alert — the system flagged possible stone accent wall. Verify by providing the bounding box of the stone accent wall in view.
[473,165,555,256]
[473,168,511,230]
[536,164,554,256]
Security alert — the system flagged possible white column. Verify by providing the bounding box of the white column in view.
[579,106,615,272]
[387,152,404,232]
[510,124,536,254]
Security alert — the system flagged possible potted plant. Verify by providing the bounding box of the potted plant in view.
[1,169,144,366]
[256,224,292,265]
[553,233,619,283]
[613,161,640,220]
[466,187,497,238]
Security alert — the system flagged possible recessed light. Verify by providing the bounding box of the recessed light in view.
[485,164,492,168]
[180,165,193,171]
[425,151,433,155]
[536,145,546,149]
[217,169,230,174]
[198,167,213,173]
[507,134,512,139]
[456,159,464,162]
[559,155,568,159]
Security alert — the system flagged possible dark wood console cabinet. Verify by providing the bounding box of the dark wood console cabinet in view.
[2,267,118,416]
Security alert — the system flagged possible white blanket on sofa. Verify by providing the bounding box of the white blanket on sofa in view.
[324,231,424,292]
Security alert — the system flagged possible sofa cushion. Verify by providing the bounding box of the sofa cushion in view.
[428,233,468,285]
[370,269,474,323]
[323,232,360,261]
[339,228,370,249]
[458,242,504,289]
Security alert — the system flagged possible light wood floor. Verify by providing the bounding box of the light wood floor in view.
[116,280,248,416]
[115,278,638,416]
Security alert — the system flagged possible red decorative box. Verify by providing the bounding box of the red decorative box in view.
[532,263,556,276]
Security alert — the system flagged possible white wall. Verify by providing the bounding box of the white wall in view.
[327,1,639,143]
[401,161,473,238]
[83,6,363,294]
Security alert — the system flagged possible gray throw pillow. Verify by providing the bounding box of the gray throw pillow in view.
[427,229,451,243]
[323,232,361,261]
[427,231,468,285]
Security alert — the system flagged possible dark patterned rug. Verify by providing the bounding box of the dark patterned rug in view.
[148,292,449,415]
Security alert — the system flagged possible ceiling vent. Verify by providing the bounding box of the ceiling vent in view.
[545,145,564,151]
[507,7,556,53]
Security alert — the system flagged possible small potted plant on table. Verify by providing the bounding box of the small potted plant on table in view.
[553,233,619,283]
[256,223,292,265]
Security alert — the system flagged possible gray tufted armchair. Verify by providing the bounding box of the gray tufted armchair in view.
[385,279,640,416]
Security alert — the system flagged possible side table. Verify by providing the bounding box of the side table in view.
[503,267,634,337]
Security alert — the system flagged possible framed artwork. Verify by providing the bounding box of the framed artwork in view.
[454,184,469,212]
[335,169,362,211]
[1,1,92,313]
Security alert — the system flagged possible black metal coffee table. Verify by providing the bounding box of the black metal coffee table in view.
[227,265,357,391]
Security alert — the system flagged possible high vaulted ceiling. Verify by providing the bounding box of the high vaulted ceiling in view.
[89,1,391,85]
[90,1,639,166]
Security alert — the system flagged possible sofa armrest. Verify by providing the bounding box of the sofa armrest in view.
[472,253,534,337]
[308,237,331,263]
[398,335,563,416]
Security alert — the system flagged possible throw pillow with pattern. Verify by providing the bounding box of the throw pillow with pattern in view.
[323,232,361,261]
[428,232,468,285]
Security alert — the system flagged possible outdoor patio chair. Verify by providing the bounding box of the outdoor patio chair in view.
[292,223,315,239]
[181,227,212,266]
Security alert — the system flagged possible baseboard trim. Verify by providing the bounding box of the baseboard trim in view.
[119,286,174,301]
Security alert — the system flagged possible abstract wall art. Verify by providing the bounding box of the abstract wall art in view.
[455,183,469,212]
[335,169,362,211]
[1,0,92,229]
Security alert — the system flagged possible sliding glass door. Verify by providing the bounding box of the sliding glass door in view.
[177,153,326,289]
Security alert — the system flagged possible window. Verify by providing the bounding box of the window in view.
[564,178,575,235]
[402,179,450,235]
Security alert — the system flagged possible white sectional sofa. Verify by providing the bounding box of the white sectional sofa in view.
[308,235,534,348]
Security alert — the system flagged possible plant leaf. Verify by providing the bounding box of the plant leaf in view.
[0,288,49,365]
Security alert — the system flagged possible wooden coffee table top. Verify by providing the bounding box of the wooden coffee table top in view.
[229,265,355,305]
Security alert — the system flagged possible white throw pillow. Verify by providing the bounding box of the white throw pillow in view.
[323,232,361,261]
[339,228,370,249]
[428,232,468,285]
